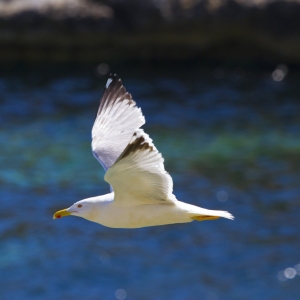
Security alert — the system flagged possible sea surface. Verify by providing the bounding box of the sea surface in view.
[0,63,299,300]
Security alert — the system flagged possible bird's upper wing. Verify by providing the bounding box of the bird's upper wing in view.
[92,74,145,171]
[104,129,175,205]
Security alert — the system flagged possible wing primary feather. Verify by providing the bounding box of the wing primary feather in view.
[91,74,146,172]
[97,74,133,117]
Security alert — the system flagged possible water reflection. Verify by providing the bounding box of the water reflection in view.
[0,64,300,299]
[115,288,127,300]
[216,190,228,202]
[272,64,288,82]
[278,264,300,281]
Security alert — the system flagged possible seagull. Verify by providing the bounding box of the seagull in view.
[53,74,234,228]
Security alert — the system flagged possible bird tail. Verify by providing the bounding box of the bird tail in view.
[191,208,234,221]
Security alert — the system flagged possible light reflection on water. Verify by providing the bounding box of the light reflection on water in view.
[0,64,300,299]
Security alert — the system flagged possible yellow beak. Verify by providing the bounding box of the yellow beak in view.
[53,208,71,219]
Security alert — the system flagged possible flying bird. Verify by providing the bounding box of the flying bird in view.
[53,75,234,228]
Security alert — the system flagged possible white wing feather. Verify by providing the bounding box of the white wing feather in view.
[105,129,175,205]
[92,75,145,171]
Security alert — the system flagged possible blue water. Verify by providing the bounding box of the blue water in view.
[1,63,300,299]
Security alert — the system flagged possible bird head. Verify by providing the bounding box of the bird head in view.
[53,201,92,220]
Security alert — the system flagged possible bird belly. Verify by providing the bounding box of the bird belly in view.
[91,202,192,228]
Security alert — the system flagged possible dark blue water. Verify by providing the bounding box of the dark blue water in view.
[1,63,300,300]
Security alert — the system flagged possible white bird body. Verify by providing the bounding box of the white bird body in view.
[80,194,190,228]
[53,74,234,228]
[72,193,232,228]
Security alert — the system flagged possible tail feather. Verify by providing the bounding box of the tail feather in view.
[211,210,234,220]
[176,201,234,221]
[192,209,234,221]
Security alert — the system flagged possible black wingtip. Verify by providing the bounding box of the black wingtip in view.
[96,73,134,117]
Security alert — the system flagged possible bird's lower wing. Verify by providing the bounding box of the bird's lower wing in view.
[105,129,175,205]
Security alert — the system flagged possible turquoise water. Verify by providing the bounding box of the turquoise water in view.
[1,64,300,299]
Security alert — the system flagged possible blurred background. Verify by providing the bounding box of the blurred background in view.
[1,0,300,299]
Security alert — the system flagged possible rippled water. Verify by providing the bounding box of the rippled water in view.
[1,63,300,299]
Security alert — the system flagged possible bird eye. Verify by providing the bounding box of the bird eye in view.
[78,204,82,208]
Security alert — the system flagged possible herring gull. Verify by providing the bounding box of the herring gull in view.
[53,74,234,228]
